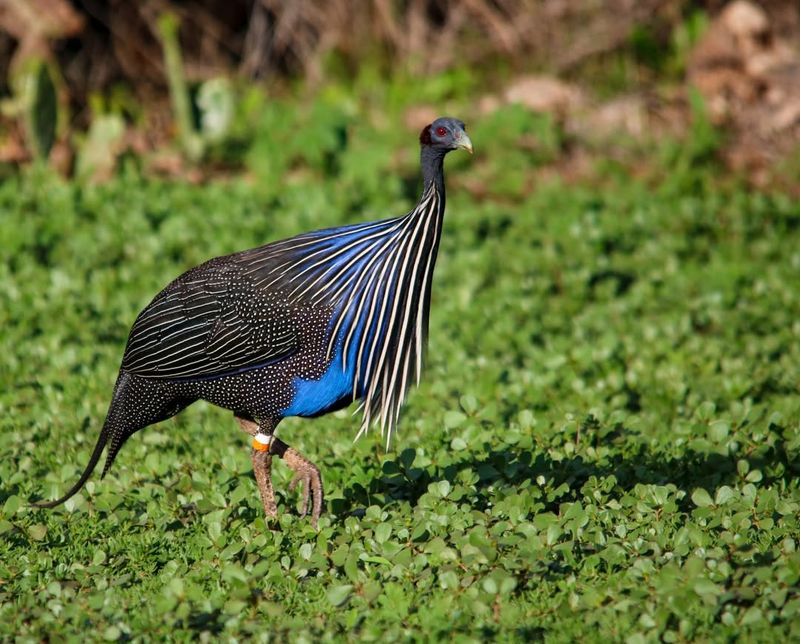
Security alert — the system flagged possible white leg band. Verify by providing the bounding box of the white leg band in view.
[252,432,273,451]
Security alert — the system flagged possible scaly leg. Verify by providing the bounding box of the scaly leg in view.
[234,415,324,528]
[236,415,277,520]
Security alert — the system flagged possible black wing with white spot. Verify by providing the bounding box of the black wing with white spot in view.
[121,257,299,379]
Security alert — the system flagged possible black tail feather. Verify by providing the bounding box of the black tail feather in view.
[30,427,109,508]
[100,422,128,479]
[31,371,194,509]
[31,372,129,509]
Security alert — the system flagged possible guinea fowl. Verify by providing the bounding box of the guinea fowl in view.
[34,117,473,527]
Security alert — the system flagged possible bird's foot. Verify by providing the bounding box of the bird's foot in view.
[281,443,324,528]
[235,415,323,528]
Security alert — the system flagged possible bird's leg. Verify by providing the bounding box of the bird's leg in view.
[235,415,277,520]
[270,437,324,528]
[234,415,323,528]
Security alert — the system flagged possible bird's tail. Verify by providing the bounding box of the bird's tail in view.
[30,426,109,508]
[31,372,130,509]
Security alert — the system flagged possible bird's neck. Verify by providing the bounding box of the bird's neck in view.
[420,146,447,201]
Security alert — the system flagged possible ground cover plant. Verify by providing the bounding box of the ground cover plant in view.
[2,106,800,641]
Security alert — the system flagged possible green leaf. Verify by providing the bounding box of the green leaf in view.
[444,410,466,429]
[691,488,714,507]
[22,59,57,159]
[221,564,248,584]
[740,606,763,626]
[431,480,451,498]
[459,395,478,415]
[714,486,736,505]
[167,577,184,597]
[220,542,244,560]
[76,115,125,184]
[327,584,353,607]
[696,401,716,420]
[3,495,21,516]
[439,570,459,589]
[197,78,234,142]
[498,574,517,595]
[223,599,247,615]
[27,524,47,541]
[330,544,349,567]
[693,578,722,597]
[708,420,730,442]
[745,470,762,483]
[374,523,391,544]
[546,525,562,546]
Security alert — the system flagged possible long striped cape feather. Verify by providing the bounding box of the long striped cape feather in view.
[121,185,443,446]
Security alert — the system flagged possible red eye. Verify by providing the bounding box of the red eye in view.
[436,126,448,137]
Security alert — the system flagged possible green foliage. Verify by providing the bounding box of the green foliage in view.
[2,113,800,641]
[628,9,709,80]
[246,95,354,198]
[196,78,235,143]
[27,61,58,159]
[75,113,125,183]
[657,87,724,191]
[669,9,710,77]
[574,10,710,97]
[157,12,203,161]
[4,58,59,160]
[471,104,562,198]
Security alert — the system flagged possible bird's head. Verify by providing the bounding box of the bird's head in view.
[420,117,473,155]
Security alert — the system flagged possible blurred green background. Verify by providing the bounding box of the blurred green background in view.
[1,0,799,188]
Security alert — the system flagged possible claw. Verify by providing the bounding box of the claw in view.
[288,473,310,517]
[282,446,323,528]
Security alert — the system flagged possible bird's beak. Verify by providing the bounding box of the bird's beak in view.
[456,131,474,155]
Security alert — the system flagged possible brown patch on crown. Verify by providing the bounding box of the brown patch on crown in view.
[419,124,433,145]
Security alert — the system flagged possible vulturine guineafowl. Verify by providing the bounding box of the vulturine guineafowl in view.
[33,117,473,527]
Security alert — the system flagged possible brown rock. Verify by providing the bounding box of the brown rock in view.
[503,75,584,117]
[576,95,646,139]
[688,0,800,175]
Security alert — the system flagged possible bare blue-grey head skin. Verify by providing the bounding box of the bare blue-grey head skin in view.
[419,118,472,195]
[421,117,473,153]
[32,117,473,529]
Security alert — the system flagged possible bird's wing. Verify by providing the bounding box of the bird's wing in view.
[120,215,403,381]
[121,258,299,379]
